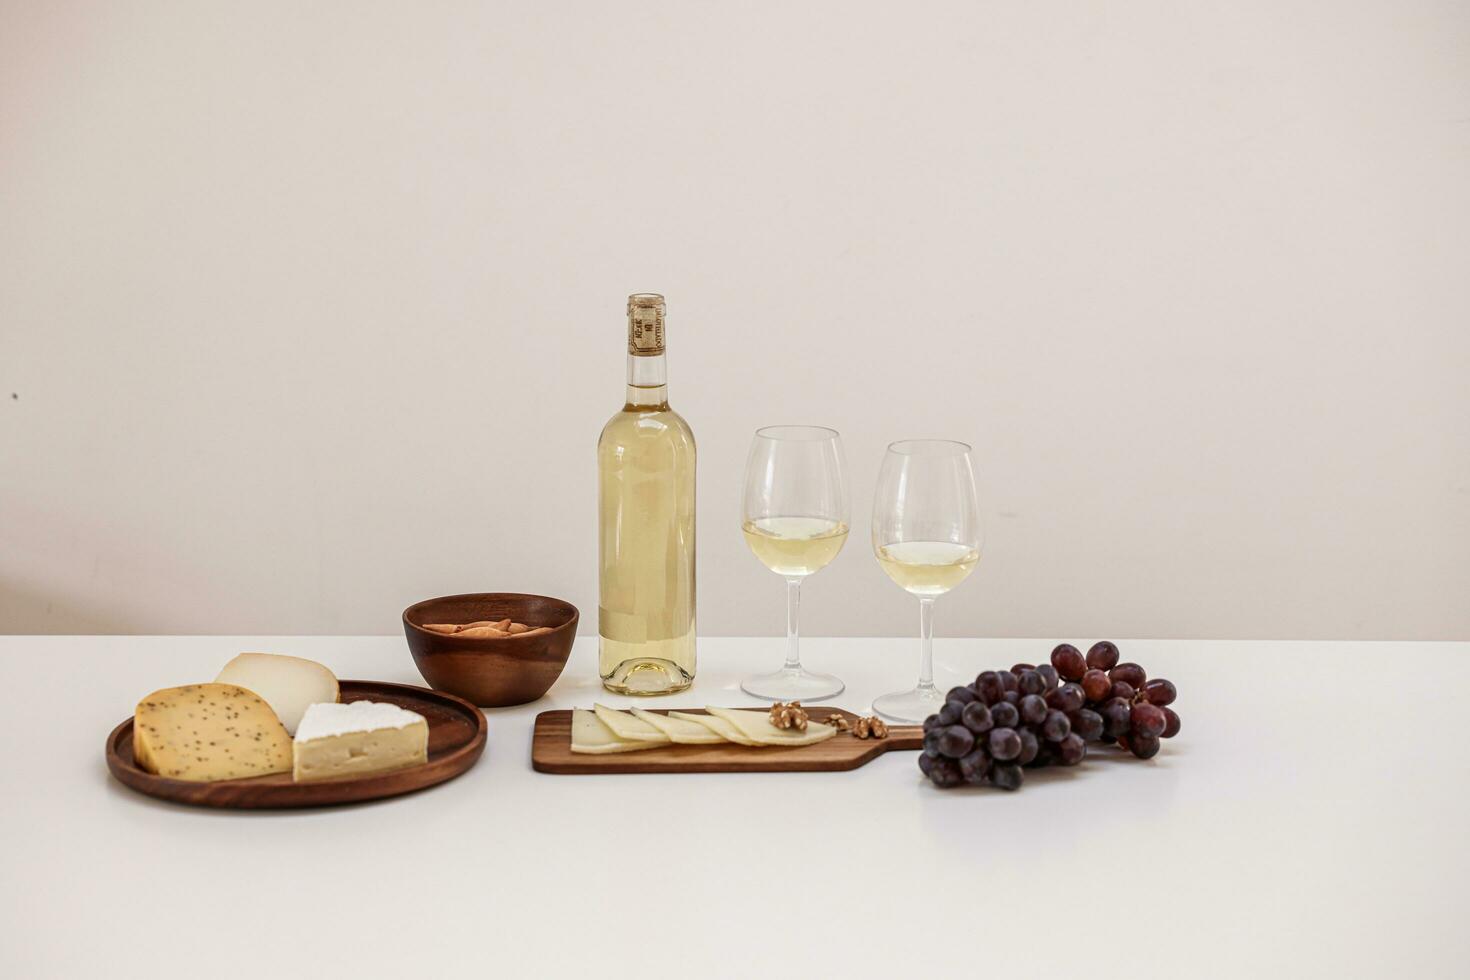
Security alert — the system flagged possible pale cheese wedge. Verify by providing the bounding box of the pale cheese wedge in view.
[631,707,727,745]
[704,706,838,747]
[593,703,671,743]
[668,710,763,747]
[571,708,663,754]
[216,652,339,735]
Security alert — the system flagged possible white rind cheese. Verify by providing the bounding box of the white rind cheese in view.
[292,701,428,782]
[593,703,671,742]
[571,708,663,754]
[215,652,339,735]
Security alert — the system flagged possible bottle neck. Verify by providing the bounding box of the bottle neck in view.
[625,352,668,409]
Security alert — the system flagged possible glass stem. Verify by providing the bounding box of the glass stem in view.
[784,577,803,670]
[917,597,937,691]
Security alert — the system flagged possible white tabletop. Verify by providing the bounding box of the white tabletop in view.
[2,635,1466,978]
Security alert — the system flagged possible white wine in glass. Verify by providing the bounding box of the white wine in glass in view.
[871,440,982,722]
[740,426,849,702]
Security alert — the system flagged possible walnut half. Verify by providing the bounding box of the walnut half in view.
[768,701,809,731]
[852,716,889,740]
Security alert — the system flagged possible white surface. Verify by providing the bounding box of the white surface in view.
[3,634,1468,978]
[4,1,1470,641]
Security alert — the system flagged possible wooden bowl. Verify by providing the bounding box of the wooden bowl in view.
[403,592,578,707]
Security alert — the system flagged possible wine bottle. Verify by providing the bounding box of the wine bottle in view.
[597,293,697,694]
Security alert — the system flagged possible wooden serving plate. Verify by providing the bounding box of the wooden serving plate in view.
[106,680,487,809]
[532,706,922,774]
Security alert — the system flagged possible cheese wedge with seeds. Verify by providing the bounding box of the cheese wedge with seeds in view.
[133,684,293,781]
[668,710,762,746]
[704,706,837,747]
[593,703,671,743]
[630,707,726,744]
[571,708,663,754]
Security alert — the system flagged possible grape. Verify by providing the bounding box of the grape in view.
[1098,733,1116,745]
[1057,733,1087,765]
[990,762,1024,791]
[936,700,964,726]
[1127,732,1161,759]
[1010,663,1035,675]
[1086,640,1120,671]
[1102,698,1132,737]
[988,727,1022,760]
[958,748,990,784]
[1161,706,1181,739]
[1036,664,1060,690]
[922,714,941,733]
[1053,683,1085,714]
[946,685,977,705]
[975,671,1004,703]
[1143,678,1177,706]
[1017,728,1040,765]
[960,701,993,735]
[917,751,938,775]
[1019,693,1047,725]
[928,756,964,786]
[1003,690,1020,705]
[1081,669,1112,703]
[1070,708,1104,740]
[1050,643,1087,681]
[1110,662,1146,688]
[938,724,976,758]
[1109,680,1136,702]
[990,701,1020,728]
[1019,670,1046,696]
[1130,703,1166,738]
[1042,709,1071,742]
[1000,670,1020,694]
[923,728,944,754]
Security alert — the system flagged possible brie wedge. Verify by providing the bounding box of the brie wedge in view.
[630,707,726,745]
[571,708,663,754]
[215,652,339,735]
[668,711,762,746]
[704,706,837,746]
[292,701,427,782]
[593,703,671,743]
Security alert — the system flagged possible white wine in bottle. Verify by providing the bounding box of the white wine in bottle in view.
[597,293,697,694]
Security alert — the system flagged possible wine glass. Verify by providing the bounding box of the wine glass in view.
[871,439,982,722]
[739,426,849,702]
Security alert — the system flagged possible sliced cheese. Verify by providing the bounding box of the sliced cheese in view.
[215,652,339,735]
[593,703,671,743]
[571,708,663,754]
[668,710,763,747]
[292,701,428,782]
[704,706,837,747]
[133,684,293,782]
[630,707,726,745]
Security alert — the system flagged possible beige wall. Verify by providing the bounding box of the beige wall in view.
[3,1,1467,639]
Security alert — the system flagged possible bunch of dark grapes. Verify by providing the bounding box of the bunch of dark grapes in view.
[918,663,1093,790]
[1048,641,1181,760]
[918,640,1180,789]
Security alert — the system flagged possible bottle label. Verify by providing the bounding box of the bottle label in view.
[627,297,665,356]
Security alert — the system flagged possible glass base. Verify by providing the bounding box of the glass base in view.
[740,666,845,702]
[872,684,946,724]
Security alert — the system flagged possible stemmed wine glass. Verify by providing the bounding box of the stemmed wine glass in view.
[871,439,982,722]
[740,426,849,701]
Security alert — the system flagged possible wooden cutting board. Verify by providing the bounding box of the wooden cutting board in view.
[531,706,922,774]
[106,680,487,809]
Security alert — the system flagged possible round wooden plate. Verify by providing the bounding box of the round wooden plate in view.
[106,680,487,809]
